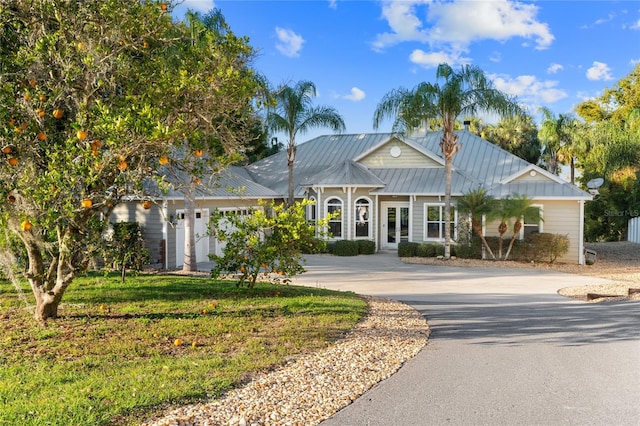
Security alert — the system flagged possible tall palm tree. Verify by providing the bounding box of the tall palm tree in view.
[373,63,522,258]
[504,194,540,260]
[456,188,497,260]
[267,80,346,206]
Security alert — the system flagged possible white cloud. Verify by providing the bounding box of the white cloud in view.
[180,0,215,13]
[586,61,614,81]
[547,63,564,74]
[373,0,553,54]
[409,49,471,68]
[328,0,338,10]
[275,27,305,57]
[342,87,366,101]
[631,18,640,30]
[491,74,568,104]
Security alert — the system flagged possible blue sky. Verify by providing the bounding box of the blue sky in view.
[173,0,640,143]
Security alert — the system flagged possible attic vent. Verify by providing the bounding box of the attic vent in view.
[463,120,471,131]
[357,134,366,139]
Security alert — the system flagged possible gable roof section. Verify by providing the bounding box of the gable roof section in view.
[302,160,385,188]
[354,136,445,167]
[499,164,565,185]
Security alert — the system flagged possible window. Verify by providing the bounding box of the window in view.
[522,206,542,238]
[307,196,317,225]
[424,204,457,241]
[354,198,371,238]
[326,197,343,238]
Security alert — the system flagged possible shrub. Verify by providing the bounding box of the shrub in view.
[357,239,376,255]
[332,240,360,256]
[524,233,570,263]
[398,242,418,257]
[416,243,439,257]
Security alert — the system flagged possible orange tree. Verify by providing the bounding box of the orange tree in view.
[210,200,331,288]
[0,1,263,322]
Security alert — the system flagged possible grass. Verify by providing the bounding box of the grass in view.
[0,272,367,426]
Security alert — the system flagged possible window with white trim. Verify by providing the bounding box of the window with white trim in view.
[521,205,543,238]
[354,198,371,238]
[326,197,343,238]
[307,196,317,225]
[424,203,457,241]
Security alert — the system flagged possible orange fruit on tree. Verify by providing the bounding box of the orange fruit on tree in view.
[39,94,47,101]
[36,108,45,117]
[160,3,167,11]
[117,161,127,171]
[143,41,149,48]
[8,157,18,166]
[91,140,102,148]
[81,199,92,208]
[37,132,47,141]
[21,220,31,231]
[2,146,11,154]
[23,93,32,102]
[158,155,169,165]
[142,200,152,210]
[52,109,64,119]
[193,149,203,157]
[193,178,201,185]
[76,130,87,140]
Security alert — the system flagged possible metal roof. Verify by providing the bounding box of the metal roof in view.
[302,160,386,188]
[243,132,592,200]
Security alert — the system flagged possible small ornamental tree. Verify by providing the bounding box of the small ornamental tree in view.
[0,1,262,322]
[102,222,150,283]
[210,200,332,288]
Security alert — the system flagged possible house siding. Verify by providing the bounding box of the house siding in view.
[484,200,582,263]
[111,202,165,266]
[360,140,442,168]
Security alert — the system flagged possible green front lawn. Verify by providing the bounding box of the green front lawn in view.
[0,273,367,425]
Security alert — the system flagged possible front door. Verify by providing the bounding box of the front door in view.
[381,202,410,249]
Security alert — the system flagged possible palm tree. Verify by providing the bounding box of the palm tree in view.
[504,194,541,260]
[267,80,346,206]
[456,188,497,260]
[373,63,522,258]
[538,107,581,181]
[495,198,513,259]
[481,113,542,164]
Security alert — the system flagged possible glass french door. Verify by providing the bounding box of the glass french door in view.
[381,203,410,249]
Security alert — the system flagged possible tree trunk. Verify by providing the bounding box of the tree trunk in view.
[473,221,496,260]
[287,142,296,207]
[440,128,459,260]
[182,193,198,272]
[498,221,507,259]
[504,220,522,260]
[443,155,452,259]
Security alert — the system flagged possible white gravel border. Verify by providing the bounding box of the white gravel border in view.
[142,297,429,426]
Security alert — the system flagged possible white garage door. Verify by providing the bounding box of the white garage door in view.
[175,208,209,267]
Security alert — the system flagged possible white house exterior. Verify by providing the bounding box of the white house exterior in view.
[114,131,593,267]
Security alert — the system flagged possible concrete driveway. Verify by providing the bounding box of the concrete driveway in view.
[289,252,640,426]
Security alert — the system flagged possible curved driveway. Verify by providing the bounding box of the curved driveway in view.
[290,252,640,426]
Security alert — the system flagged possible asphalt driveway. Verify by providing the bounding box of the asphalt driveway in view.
[289,252,640,426]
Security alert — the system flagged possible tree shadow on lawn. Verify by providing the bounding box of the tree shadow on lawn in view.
[403,294,640,347]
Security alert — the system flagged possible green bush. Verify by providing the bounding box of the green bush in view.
[416,243,439,257]
[454,243,479,259]
[523,233,570,263]
[332,240,360,256]
[398,242,418,257]
[357,239,376,255]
